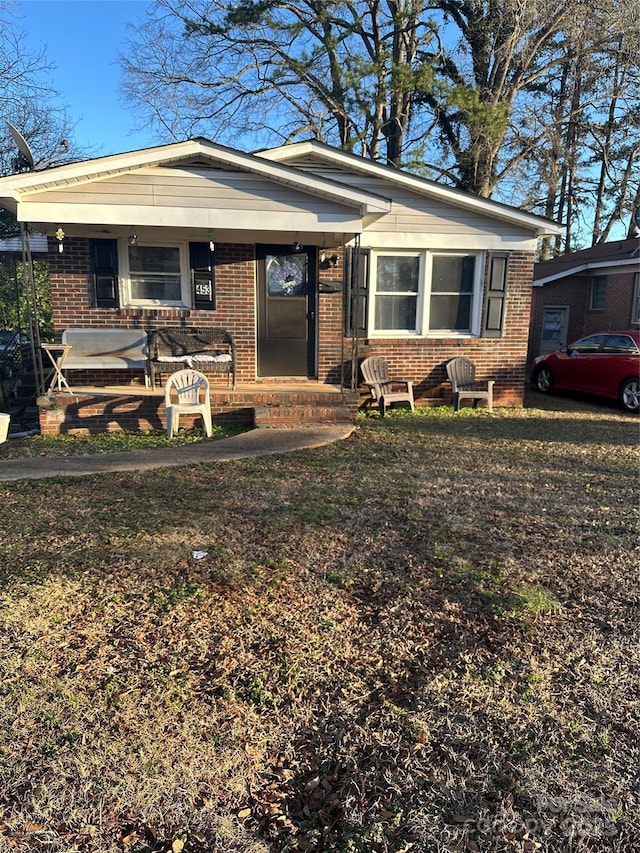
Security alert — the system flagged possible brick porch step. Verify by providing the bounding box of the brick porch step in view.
[253,402,356,427]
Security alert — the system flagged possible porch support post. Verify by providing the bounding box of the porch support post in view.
[20,223,46,398]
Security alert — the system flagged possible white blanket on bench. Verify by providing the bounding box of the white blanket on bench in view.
[156,353,232,365]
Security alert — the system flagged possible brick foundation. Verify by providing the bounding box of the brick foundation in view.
[38,388,359,435]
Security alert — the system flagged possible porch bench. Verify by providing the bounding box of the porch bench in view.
[148,327,236,389]
[61,328,150,386]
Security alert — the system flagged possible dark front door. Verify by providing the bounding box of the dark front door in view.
[257,245,316,377]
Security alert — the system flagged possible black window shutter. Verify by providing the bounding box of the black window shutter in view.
[344,248,369,336]
[190,242,216,310]
[483,253,508,337]
[90,239,119,308]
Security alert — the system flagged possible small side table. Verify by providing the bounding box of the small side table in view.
[42,343,72,393]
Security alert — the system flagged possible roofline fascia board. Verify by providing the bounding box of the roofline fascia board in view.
[0,139,391,217]
[15,201,365,233]
[534,256,640,285]
[258,140,564,237]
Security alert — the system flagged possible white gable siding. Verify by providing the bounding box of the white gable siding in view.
[262,159,536,249]
[27,167,357,214]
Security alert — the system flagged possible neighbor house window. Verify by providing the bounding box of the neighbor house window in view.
[121,241,189,307]
[633,272,640,324]
[590,275,607,310]
[368,250,483,336]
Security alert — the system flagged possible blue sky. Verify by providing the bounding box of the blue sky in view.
[16,0,156,157]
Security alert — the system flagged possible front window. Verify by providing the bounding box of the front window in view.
[122,242,189,306]
[633,272,640,324]
[429,255,476,332]
[368,250,483,336]
[373,254,420,332]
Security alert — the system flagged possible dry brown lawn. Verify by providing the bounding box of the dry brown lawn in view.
[0,394,638,852]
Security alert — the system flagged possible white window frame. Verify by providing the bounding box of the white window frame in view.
[368,251,424,336]
[367,249,485,337]
[119,239,191,308]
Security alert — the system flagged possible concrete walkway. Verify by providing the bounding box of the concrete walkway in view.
[0,424,356,482]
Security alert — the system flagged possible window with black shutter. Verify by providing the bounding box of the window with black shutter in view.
[344,248,369,336]
[482,253,508,337]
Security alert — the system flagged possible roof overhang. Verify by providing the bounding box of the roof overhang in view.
[0,138,391,229]
[534,256,640,286]
[13,202,365,235]
[258,140,564,239]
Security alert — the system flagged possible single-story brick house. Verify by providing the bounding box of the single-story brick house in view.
[529,237,640,367]
[0,137,561,432]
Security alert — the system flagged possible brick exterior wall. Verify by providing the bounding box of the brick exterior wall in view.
[38,394,254,436]
[528,270,639,366]
[46,238,535,409]
[48,237,257,382]
[344,251,535,407]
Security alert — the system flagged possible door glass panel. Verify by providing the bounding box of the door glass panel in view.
[541,311,564,345]
[602,334,639,353]
[539,306,569,355]
[266,254,308,296]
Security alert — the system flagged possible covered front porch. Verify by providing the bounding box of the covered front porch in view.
[37,380,361,435]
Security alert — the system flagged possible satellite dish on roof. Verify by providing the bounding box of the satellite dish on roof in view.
[6,122,36,171]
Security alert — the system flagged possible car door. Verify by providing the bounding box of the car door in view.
[598,334,640,398]
[588,335,620,394]
[556,334,608,391]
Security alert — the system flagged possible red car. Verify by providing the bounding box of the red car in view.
[530,330,640,413]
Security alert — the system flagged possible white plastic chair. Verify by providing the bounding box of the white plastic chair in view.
[164,369,213,438]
